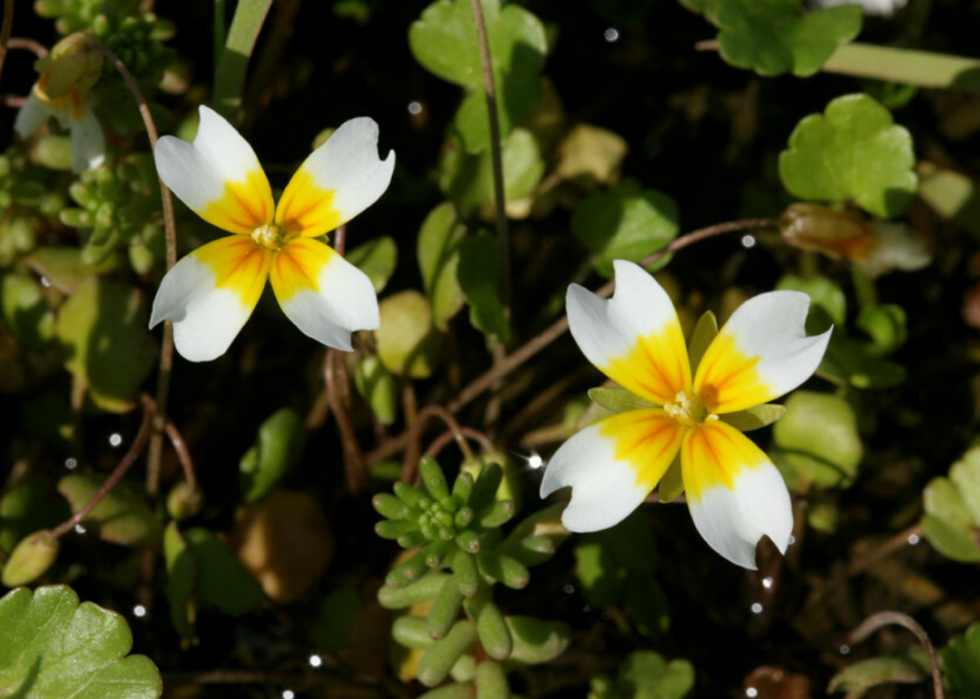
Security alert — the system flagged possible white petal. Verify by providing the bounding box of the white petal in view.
[540,408,683,532]
[13,90,52,138]
[276,117,395,237]
[150,237,271,362]
[695,290,831,414]
[270,237,380,351]
[682,421,793,570]
[858,221,931,278]
[154,105,274,234]
[69,105,106,172]
[566,259,691,405]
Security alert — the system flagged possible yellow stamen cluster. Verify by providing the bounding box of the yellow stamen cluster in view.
[664,390,718,427]
[251,223,291,251]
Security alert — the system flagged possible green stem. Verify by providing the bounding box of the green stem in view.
[821,43,980,94]
[213,0,226,72]
[850,264,877,309]
[213,0,273,121]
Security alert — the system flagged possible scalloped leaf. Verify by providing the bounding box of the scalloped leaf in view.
[922,446,980,563]
[0,585,162,699]
[409,0,547,152]
[57,474,161,547]
[712,0,862,78]
[779,94,917,218]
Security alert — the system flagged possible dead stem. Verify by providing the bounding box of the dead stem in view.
[402,404,474,481]
[7,37,47,57]
[849,610,944,699]
[88,36,178,499]
[51,396,155,540]
[326,348,369,493]
[847,523,924,577]
[0,0,14,87]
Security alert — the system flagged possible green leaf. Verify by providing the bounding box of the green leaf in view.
[418,620,479,687]
[409,0,547,152]
[239,408,305,503]
[181,527,264,616]
[458,233,510,343]
[614,650,694,699]
[712,0,862,78]
[776,275,846,326]
[687,311,718,374]
[771,391,863,491]
[376,290,443,378]
[418,202,467,329]
[55,277,157,413]
[819,334,907,389]
[0,585,162,699]
[588,387,656,414]
[25,246,121,294]
[571,179,679,278]
[57,475,162,546]
[658,458,684,502]
[440,129,544,218]
[922,446,980,563]
[0,475,68,555]
[506,616,571,666]
[346,236,397,294]
[475,659,509,699]
[311,586,362,653]
[918,163,980,240]
[163,522,196,640]
[779,93,917,217]
[354,354,398,424]
[856,304,906,355]
[0,274,55,351]
[1,530,60,587]
[829,653,928,696]
[719,404,786,432]
[942,623,980,698]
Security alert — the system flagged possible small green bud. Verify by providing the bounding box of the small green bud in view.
[477,500,516,529]
[424,540,454,567]
[59,208,91,228]
[452,549,480,597]
[477,552,529,590]
[373,493,413,520]
[475,660,510,699]
[427,577,465,640]
[1,530,60,587]
[420,457,451,502]
[417,621,478,687]
[468,463,503,512]
[165,481,204,521]
[452,471,474,507]
[375,520,419,541]
[454,530,480,554]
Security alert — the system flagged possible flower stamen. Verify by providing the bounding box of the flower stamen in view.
[251,222,290,251]
[664,390,716,426]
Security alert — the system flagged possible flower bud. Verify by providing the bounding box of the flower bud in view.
[1,530,60,587]
[779,203,876,260]
[166,481,205,521]
[33,33,104,104]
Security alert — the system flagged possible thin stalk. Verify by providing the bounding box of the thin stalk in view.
[51,397,155,540]
[402,404,474,481]
[213,0,226,71]
[425,426,492,460]
[327,348,369,494]
[7,37,47,57]
[213,0,274,120]
[847,523,923,577]
[0,0,13,86]
[468,0,510,312]
[165,418,197,490]
[89,36,178,499]
[849,611,944,699]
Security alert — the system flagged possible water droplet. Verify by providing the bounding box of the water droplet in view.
[109,433,123,447]
[40,276,51,287]
[762,576,773,589]
[746,689,758,698]
[750,602,763,614]
[563,584,575,594]
[65,458,78,470]
[74,524,87,534]
[283,691,295,699]
[840,644,851,655]
[309,655,322,668]
[133,605,147,618]
[603,27,619,42]
[407,101,423,116]
[908,533,920,545]
[741,234,756,248]
[527,452,544,469]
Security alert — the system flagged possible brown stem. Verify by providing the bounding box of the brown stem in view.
[425,426,490,461]
[51,396,155,540]
[0,0,14,87]
[695,39,720,52]
[327,348,369,493]
[468,0,510,313]
[847,523,924,577]
[849,611,944,699]
[401,404,472,481]
[7,37,46,57]
[334,223,347,255]
[164,419,197,490]
[89,36,178,499]
[0,93,24,107]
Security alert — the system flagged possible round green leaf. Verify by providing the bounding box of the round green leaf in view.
[354,354,399,425]
[922,447,980,562]
[55,277,157,413]
[57,474,162,547]
[776,274,846,327]
[0,585,162,699]
[418,202,466,329]
[771,391,863,490]
[346,236,397,294]
[239,408,305,504]
[614,650,694,699]
[182,526,264,616]
[377,290,443,378]
[942,623,980,698]
[713,0,862,77]
[0,274,55,351]
[779,94,917,218]
[571,179,679,278]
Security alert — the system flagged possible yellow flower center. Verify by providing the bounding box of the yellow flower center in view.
[251,223,293,251]
[664,390,718,427]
